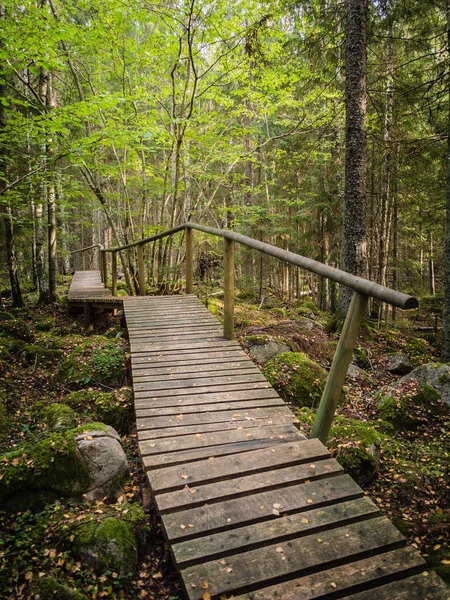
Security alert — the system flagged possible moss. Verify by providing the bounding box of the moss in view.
[57,337,126,388]
[405,337,432,365]
[0,318,32,342]
[302,301,319,312]
[19,344,63,365]
[0,395,11,451]
[0,425,112,506]
[0,311,13,321]
[41,403,77,431]
[263,352,327,408]
[9,307,31,319]
[244,334,272,346]
[35,317,57,332]
[271,307,286,318]
[353,345,370,369]
[117,289,128,297]
[72,517,137,576]
[121,502,150,547]
[337,446,378,486]
[376,383,441,431]
[31,577,88,600]
[63,388,133,434]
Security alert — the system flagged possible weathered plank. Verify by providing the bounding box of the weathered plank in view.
[134,388,281,408]
[136,406,297,431]
[229,546,426,600]
[171,496,377,566]
[157,457,342,515]
[162,474,363,542]
[135,399,287,417]
[140,424,300,457]
[134,373,267,392]
[134,381,274,399]
[345,571,449,600]
[181,517,405,600]
[143,431,303,470]
[147,439,329,493]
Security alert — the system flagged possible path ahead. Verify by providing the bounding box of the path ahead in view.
[69,272,448,599]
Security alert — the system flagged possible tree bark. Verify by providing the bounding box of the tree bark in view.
[442,0,450,361]
[339,0,368,314]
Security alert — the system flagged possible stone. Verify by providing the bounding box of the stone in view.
[41,403,77,431]
[246,336,290,364]
[71,517,138,576]
[375,363,450,430]
[262,352,327,408]
[76,426,129,501]
[346,363,366,378]
[385,352,412,375]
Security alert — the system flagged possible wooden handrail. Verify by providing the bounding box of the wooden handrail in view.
[71,222,419,444]
[69,243,103,254]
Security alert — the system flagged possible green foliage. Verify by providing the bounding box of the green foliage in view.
[337,446,378,486]
[40,403,77,431]
[263,352,326,408]
[35,317,58,332]
[405,337,432,365]
[0,318,32,342]
[376,383,443,431]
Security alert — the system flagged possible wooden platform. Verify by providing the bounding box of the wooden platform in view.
[68,270,122,305]
[121,294,449,600]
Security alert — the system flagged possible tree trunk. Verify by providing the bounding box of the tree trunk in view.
[442,0,450,361]
[339,0,368,314]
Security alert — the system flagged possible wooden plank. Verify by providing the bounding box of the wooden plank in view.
[226,547,426,600]
[135,399,287,417]
[130,340,239,353]
[137,418,299,441]
[136,407,297,432]
[143,431,303,470]
[134,381,275,399]
[130,349,249,365]
[127,320,219,331]
[146,439,330,493]
[180,517,405,600]
[157,458,342,515]
[171,496,377,565]
[134,388,281,408]
[132,360,257,377]
[134,373,267,391]
[162,474,362,542]
[345,571,449,600]
[140,424,300,457]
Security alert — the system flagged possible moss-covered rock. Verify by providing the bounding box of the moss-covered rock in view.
[57,337,126,388]
[71,517,138,576]
[376,363,450,430]
[405,337,431,365]
[353,345,371,370]
[0,311,13,321]
[31,576,88,600]
[35,317,58,332]
[41,403,77,431]
[63,388,134,434]
[263,352,327,408]
[19,343,63,365]
[0,427,92,508]
[337,446,378,486]
[0,318,32,342]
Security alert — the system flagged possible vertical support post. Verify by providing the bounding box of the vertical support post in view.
[101,250,107,287]
[311,291,369,443]
[223,237,235,340]
[111,251,117,296]
[98,249,104,282]
[186,227,193,294]
[84,302,94,331]
[137,243,145,296]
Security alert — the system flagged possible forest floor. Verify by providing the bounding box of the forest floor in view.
[0,283,449,598]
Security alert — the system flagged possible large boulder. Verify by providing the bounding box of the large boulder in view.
[384,352,412,375]
[76,426,129,501]
[64,388,134,434]
[243,334,290,364]
[0,424,128,510]
[375,363,450,430]
[262,352,327,408]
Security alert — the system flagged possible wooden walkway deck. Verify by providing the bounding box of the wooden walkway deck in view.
[69,272,449,600]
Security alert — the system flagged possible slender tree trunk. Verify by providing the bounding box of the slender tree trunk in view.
[442,0,450,361]
[0,4,24,308]
[47,72,57,301]
[339,0,368,314]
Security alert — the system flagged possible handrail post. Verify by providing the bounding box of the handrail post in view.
[101,250,107,287]
[186,226,193,294]
[223,238,235,340]
[98,249,104,282]
[311,291,369,443]
[137,243,145,296]
[111,251,117,296]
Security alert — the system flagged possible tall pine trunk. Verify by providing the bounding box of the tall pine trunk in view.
[442,0,450,361]
[339,0,368,314]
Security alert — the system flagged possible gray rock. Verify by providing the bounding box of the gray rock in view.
[248,340,290,364]
[401,363,450,407]
[385,353,412,375]
[76,426,129,501]
[346,364,366,378]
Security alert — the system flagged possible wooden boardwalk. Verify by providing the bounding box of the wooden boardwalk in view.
[68,272,449,600]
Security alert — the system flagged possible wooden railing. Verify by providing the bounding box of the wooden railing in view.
[72,223,418,443]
